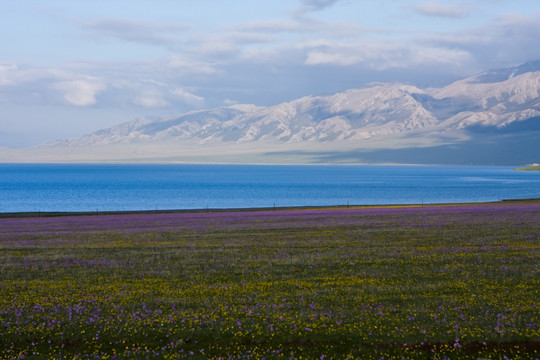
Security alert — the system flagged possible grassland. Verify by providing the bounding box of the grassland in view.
[516,165,540,171]
[1,202,539,359]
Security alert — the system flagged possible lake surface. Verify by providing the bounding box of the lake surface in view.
[0,164,539,212]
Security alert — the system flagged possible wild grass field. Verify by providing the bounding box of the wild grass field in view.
[0,202,539,359]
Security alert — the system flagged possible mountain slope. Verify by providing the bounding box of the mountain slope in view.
[48,84,438,147]
[432,71,540,129]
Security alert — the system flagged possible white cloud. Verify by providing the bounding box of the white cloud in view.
[302,39,394,68]
[172,88,205,107]
[236,18,311,33]
[134,90,170,108]
[305,50,361,66]
[411,47,473,66]
[302,37,474,71]
[223,99,239,105]
[0,65,58,87]
[184,31,275,59]
[413,2,470,18]
[0,64,19,86]
[190,42,240,57]
[53,78,106,106]
[163,56,213,73]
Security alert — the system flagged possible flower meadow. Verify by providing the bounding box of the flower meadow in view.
[0,202,539,359]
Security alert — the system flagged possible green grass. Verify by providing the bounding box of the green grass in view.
[516,165,540,171]
[0,204,539,359]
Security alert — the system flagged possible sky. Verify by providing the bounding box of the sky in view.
[1,0,540,148]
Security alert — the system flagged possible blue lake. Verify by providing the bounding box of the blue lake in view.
[0,164,539,212]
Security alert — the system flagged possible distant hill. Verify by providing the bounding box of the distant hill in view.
[2,61,540,165]
[516,164,540,171]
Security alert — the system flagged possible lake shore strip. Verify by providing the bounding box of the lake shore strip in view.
[1,197,540,219]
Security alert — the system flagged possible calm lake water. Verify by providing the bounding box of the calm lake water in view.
[0,164,539,212]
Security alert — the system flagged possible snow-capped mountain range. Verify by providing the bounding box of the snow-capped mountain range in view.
[4,61,540,164]
[51,61,540,148]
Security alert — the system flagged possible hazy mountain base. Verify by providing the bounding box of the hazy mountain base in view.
[0,128,467,165]
[317,132,540,165]
[312,118,540,165]
[2,120,538,165]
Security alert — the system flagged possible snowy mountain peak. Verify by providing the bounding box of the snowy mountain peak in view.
[466,60,540,84]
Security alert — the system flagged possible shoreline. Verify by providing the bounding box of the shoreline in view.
[516,166,540,171]
[2,198,539,219]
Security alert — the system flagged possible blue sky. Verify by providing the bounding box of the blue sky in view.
[2,0,540,147]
